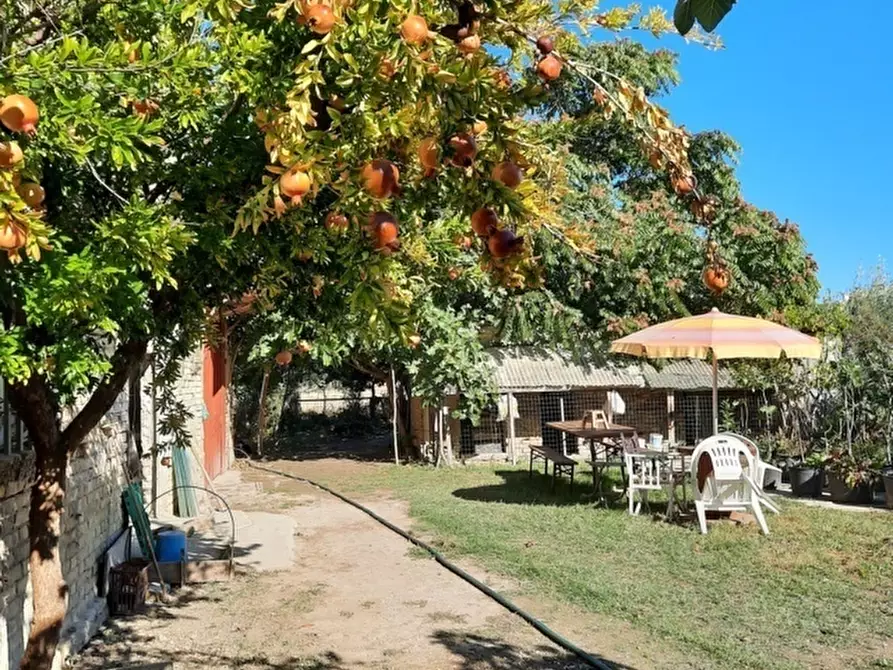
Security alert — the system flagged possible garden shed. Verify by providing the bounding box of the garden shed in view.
[411,347,770,461]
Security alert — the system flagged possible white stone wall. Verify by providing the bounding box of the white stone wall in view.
[0,344,218,670]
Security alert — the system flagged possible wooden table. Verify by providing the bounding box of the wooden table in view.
[545,421,639,504]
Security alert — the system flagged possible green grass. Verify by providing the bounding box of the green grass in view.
[308,462,893,670]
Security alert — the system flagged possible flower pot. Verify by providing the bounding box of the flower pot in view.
[827,472,872,505]
[789,466,823,498]
[882,472,893,510]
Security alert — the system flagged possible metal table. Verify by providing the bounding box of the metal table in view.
[545,421,639,504]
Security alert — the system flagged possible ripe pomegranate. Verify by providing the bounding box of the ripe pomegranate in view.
[536,36,554,54]
[703,266,731,294]
[280,169,311,199]
[362,159,401,198]
[0,141,23,168]
[17,182,45,207]
[418,138,440,176]
[0,95,39,134]
[297,340,313,355]
[369,211,398,248]
[488,229,524,259]
[491,161,523,189]
[325,211,349,233]
[536,55,562,81]
[457,34,481,54]
[0,222,26,250]
[471,208,499,237]
[304,3,336,34]
[401,15,430,44]
[672,173,697,196]
[449,133,477,167]
[275,350,293,366]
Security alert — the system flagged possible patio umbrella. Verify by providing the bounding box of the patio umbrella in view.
[610,308,822,435]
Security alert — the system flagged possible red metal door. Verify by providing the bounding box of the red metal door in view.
[203,343,228,480]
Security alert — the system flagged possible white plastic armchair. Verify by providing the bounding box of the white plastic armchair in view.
[690,435,771,535]
[720,432,783,496]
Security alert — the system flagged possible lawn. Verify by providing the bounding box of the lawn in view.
[304,461,893,670]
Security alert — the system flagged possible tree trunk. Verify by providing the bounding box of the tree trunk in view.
[20,444,68,670]
[257,366,271,456]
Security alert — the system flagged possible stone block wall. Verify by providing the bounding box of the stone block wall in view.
[0,343,220,670]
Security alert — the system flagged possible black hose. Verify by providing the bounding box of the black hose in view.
[242,458,614,670]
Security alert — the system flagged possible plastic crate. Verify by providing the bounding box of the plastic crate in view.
[108,559,149,615]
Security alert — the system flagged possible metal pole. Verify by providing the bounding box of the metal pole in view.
[391,367,399,465]
[712,355,719,435]
[150,354,158,518]
[507,392,516,465]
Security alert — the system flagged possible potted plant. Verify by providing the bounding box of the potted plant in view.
[824,449,874,504]
[789,452,825,498]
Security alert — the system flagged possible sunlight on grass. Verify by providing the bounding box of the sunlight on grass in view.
[310,462,893,670]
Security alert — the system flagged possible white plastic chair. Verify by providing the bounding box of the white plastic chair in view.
[625,450,666,515]
[720,432,783,494]
[690,435,770,535]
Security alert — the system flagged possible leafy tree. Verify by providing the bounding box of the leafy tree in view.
[2,1,718,666]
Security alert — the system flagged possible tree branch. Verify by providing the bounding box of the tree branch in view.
[60,339,148,452]
[7,372,62,452]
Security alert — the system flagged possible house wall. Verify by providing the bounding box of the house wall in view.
[0,344,218,670]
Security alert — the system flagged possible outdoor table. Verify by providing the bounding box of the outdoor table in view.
[545,421,638,504]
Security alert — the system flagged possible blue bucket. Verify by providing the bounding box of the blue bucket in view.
[155,529,187,563]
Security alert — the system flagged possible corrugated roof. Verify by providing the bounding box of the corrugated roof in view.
[486,347,644,391]
[640,359,736,390]
[484,348,739,392]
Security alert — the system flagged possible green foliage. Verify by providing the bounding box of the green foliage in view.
[674,0,736,35]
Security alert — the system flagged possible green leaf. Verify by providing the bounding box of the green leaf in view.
[301,40,320,55]
[673,0,696,35]
[691,0,736,32]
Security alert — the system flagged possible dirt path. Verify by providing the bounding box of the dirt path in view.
[72,461,599,670]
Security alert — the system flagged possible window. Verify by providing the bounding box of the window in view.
[1,378,28,455]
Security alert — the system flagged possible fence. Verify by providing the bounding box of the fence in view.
[453,387,775,459]
[1,378,28,456]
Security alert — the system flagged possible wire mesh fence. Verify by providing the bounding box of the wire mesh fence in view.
[1,378,28,456]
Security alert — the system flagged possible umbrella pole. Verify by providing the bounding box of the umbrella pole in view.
[712,355,719,435]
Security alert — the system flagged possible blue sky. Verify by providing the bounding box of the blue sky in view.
[609,1,891,295]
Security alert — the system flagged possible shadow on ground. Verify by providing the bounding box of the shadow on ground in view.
[432,630,636,670]
[451,469,629,508]
[239,434,394,463]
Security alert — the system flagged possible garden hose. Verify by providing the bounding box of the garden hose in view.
[241,457,614,670]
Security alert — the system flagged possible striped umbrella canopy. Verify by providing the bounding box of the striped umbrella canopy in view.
[610,308,822,434]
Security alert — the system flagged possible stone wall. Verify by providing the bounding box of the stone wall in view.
[0,344,221,670]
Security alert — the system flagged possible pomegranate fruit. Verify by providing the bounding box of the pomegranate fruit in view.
[672,173,697,196]
[280,169,311,199]
[0,95,39,134]
[488,229,524,258]
[536,54,562,81]
[418,138,440,176]
[449,133,477,168]
[17,182,44,207]
[369,211,398,249]
[297,340,313,354]
[325,211,349,233]
[362,159,401,198]
[275,350,293,366]
[0,222,26,250]
[457,34,481,54]
[304,3,336,34]
[536,36,554,54]
[703,266,731,294]
[0,141,23,168]
[401,15,430,44]
[491,161,523,189]
[471,207,499,237]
